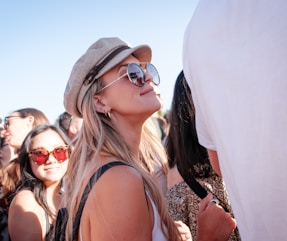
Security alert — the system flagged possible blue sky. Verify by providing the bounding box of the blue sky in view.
[0,0,199,123]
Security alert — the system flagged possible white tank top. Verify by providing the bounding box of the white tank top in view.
[147,193,168,241]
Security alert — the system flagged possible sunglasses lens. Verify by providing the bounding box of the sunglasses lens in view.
[52,146,69,162]
[146,63,160,85]
[30,149,49,165]
[127,63,145,87]
[29,146,69,165]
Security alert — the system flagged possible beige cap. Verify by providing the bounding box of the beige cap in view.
[64,37,152,118]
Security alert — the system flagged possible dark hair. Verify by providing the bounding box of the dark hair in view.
[57,111,72,136]
[165,70,212,179]
[13,124,71,217]
[0,137,5,148]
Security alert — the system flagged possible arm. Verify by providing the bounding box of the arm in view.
[207,149,222,177]
[197,194,236,241]
[8,190,46,241]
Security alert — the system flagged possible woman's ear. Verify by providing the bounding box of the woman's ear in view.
[93,95,110,114]
[27,115,35,127]
[69,125,78,135]
[93,96,104,114]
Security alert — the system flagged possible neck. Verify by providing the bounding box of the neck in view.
[115,119,143,157]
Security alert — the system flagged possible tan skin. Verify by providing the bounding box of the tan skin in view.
[197,194,236,241]
[81,162,154,241]
[207,149,222,177]
[79,55,236,241]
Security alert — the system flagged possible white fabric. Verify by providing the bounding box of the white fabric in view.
[183,1,287,240]
[147,193,168,241]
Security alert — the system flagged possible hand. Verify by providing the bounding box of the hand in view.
[174,220,193,241]
[197,194,236,241]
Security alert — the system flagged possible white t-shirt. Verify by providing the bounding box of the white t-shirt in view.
[183,1,287,240]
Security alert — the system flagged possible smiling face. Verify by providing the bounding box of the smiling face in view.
[95,55,162,124]
[29,129,69,187]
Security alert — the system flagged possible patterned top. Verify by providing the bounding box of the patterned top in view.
[165,167,241,241]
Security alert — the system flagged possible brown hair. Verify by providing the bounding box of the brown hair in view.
[0,159,21,205]
[13,108,50,127]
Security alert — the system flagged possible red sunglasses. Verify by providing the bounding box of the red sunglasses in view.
[29,145,70,165]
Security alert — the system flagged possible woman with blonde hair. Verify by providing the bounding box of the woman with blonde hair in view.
[62,37,235,241]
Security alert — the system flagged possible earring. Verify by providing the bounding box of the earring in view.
[59,178,65,195]
[104,110,111,119]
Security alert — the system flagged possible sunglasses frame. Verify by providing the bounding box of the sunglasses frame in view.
[29,145,70,165]
[96,62,160,93]
[4,116,22,129]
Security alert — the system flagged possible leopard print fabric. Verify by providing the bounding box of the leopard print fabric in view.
[165,173,241,241]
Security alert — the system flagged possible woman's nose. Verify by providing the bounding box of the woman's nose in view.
[46,154,58,164]
[144,71,153,84]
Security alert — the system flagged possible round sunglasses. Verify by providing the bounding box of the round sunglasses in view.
[97,62,160,93]
[29,145,70,165]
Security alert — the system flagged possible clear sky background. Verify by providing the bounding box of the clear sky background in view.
[0,0,199,124]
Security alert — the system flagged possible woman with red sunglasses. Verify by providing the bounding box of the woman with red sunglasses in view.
[60,37,236,241]
[8,124,71,241]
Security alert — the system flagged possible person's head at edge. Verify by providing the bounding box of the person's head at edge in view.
[56,111,83,145]
[4,108,50,150]
[63,37,179,240]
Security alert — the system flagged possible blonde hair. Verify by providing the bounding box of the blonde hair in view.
[64,80,181,241]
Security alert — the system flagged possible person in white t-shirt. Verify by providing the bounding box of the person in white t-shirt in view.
[183,1,287,240]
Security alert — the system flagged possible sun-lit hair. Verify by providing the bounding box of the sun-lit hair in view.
[13,108,50,127]
[64,78,181,241]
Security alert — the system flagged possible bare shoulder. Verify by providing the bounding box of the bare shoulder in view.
[95,163,144,193]
[10,190,40,212]
[9,190,45,241]
[99,162,141,179]
[92,162,144,193]
[81,163,153,240]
